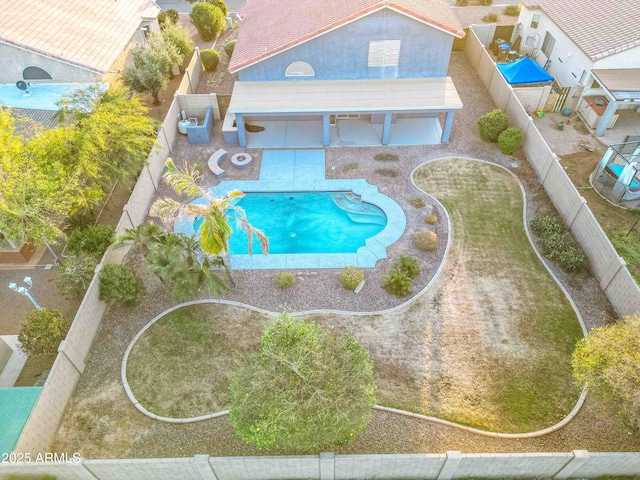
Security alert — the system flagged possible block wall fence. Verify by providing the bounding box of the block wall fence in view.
[1,451,640,480]
[5,36,640,479]
[465,25,640,317]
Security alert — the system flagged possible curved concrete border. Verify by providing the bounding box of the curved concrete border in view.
[123,156,589,437]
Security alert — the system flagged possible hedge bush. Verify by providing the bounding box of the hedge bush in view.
[67,225,115,258]
[158,9,179,28]
[409,197,426,208]
[394,255,421,279]
[504,5,521,15]
[276,272,295,289]
[18,309,70,356]
[99,264,145,307]
[224,40,236,58]
[530,214,588,273]
[498,127,523,155]
[483,13,498,22]
[200,49,220,71]
[478,109,509,142]
[382,268,412,297]
[340,266,364,290]
[425,214,438,225]
[414,230,438,252]
[190,2,224,41]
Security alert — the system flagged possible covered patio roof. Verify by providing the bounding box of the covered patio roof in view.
[228,78,463,114]
[592,69,640,101]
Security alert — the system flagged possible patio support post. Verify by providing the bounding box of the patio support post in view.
[381,112,393,145]
[595,101,617,137]
[442,110,455,143]
[236,114,247,147]
[322,114,330,146]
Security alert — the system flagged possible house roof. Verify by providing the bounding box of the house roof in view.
[228,78,463,114]
[521,0,640,61]
[229,0,464,73]
[0,0,161,75]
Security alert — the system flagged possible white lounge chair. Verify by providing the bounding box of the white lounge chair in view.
[208,149,227,177]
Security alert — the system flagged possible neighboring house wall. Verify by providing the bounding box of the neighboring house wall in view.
[517,6,593,88]
[238,9,454,82]
[0,42,100,84]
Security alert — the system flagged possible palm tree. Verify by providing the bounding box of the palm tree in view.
[150,158,269,262]
[113,222,162,257]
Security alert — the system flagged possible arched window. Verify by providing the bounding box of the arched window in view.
[22,66,53,80]
[285,61,315,77]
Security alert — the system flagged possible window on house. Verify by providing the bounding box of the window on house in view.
[22,66,52,80]
[541,32,555,57]
[530,14,540,29]
[579,70,589,85]
[368,40,401,67]
[525,36,535,47]
[285,61,315,77]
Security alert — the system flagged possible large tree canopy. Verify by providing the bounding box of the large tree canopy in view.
[229,313,376,452]
[573,315,640,430]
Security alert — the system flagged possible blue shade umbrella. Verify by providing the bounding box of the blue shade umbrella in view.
[497,57,554,85]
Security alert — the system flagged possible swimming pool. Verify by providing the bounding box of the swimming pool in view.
[0,83,104,110]
[194,192,387,254]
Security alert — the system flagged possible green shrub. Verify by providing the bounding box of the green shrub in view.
[161,20,195,57]
[409,197,426,208]
[200,49,220,71]
[374,153,399,162]
[414,230,438,251]
[67,224,115,258]
[18,309,70,356]
[504,4,521,15]
[482,13,498,22]
[56,254,97,299]
[498,127,523,155]
[530,214,588,273]
[382,268,412,297]
[425,214,438,225]
[276,272,295,289]
[340,266,364,290]
[224,40,236,58]
[158,9,180,28]
[205,0,228,17]
[483,0,493,5]
[375,168,398,178]
[394,255,421,279]
[190,2,224,41]
[477,109,509,142]
[99,264,145,307]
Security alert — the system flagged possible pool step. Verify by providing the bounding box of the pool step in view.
[332,193,386,225]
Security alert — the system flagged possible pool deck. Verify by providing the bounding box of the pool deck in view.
[177,150,406,270]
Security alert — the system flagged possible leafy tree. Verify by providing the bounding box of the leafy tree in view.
[573,316,640,430]
[122,34,183,105]
[229,313,376,452]
[99,264,145,306]
[190,2,225,42]
[161,20,194,58]
[18,309,70,356]
[146,232,226,299]
[151,159,268,257]
[0,109,78,246]
[158,9,180,28]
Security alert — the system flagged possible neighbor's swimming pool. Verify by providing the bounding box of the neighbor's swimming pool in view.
[194,192,387,255]
[0,83,104,110]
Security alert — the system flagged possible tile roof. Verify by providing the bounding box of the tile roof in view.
[0,0,161,74]
[229,0,464,73]
[521,0,640,61]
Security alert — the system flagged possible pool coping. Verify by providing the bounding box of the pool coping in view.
[176,150,406,270]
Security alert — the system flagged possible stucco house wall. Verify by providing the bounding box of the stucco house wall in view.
[238,10,454,82]
[0,42,100,84]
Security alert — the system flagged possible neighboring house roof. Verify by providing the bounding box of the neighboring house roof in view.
[0,0,161,75]
[229,0,464,73]
[521,0,640,61]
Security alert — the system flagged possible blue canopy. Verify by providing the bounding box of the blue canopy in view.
[497,57,554,85]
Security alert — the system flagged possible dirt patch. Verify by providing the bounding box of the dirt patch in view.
[14,354,56,387]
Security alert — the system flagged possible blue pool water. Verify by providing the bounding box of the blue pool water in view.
[0,83,102,110]
[194,192,387,254]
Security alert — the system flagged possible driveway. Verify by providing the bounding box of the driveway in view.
[156,0,246,14]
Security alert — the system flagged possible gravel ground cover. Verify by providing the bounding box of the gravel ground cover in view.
[52,52,638,458]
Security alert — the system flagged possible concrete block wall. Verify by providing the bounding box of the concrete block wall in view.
[210,455,320,480]
[513,85,552,112]
[177,47,203,95]
[334,454,445,480]
[178,94,222,121]
[85,458,204,480]
[453,453,572,478]
[465,26,640,317]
